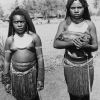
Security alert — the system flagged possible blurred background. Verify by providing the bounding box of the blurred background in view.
[0,0,100,100]
[0,0,100,22]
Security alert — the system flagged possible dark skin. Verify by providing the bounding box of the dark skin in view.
[4,15,44,91]
[53,20,98,52]
[53,0,98,52]
[53,0,98,100]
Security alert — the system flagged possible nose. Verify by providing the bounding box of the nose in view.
[74,8,79,13]
[17,22,22,27]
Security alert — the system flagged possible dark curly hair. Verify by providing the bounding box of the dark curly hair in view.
[65,0,91,20]
[8,7,36,37]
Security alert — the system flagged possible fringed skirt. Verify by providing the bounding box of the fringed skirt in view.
[10,61,38,100]
[63,58,94,96]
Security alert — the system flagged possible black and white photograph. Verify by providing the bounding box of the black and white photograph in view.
[0,0,99,100]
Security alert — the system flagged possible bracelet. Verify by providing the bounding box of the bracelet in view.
[35,46,42,49]
[2,73,11,86]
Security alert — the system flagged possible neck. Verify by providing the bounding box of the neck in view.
[15,32,26,37]
[71,17,84,24]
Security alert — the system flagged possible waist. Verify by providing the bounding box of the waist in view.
[65,50,92,62]
[63,57,93,68]
[11,60,37,72]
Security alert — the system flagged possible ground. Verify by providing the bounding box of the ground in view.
[0,17,100,100]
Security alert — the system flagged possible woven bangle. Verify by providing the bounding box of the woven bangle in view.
[2,73,11,86]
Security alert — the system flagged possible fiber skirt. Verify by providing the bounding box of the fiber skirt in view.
[10,61,38,100]
[63,58,94,96]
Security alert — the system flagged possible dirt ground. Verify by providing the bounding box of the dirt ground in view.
[0,17,100,100]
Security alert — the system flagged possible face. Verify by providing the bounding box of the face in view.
[70,0,84,19]
[13,15,26,34]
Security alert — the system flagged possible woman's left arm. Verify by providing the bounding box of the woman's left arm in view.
[34,34,44,91]
[82,21,98,52]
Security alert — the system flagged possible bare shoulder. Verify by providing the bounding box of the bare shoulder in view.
[86,20,96,29]
[29,31,41,42]
[59,20,67,27]
[6,35,13,44]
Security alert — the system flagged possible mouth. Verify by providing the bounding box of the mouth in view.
[74,14,80,16]
[18,28,24,31]
[16,29,24,33]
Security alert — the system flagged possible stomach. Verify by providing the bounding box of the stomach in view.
[65,49,92,63]
[12,49,37,62]
[11,50,37,71]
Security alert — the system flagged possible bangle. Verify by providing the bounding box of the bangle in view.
[2,73,11,86]
[35,46,42,49]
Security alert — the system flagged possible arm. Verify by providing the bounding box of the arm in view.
[53,21,74,49]
[81,21,98,52]
[4,37,12,74]
[34,34,44,91]
[2,37,12,93]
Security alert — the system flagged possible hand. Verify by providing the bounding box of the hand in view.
[80,41,90,48]
[57,31,70,40]
[37,81,44,91]
[80,32,91,43]
[72,37,83,49]
[57,34,64,40]
[5,84,11,94]
[73,37,90,49]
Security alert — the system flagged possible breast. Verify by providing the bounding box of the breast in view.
[13,34,33,49]
[68,21,88,33]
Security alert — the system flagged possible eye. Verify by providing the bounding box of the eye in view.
[77,6,83,9]
[70,7,75,10]
[13,21,18,24]
[13,21,26,24]
[20,21,26,24]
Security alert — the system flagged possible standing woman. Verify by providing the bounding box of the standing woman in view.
[53,0,98,100]
[2,7,44,100]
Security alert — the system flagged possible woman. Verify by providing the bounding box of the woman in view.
[2,7,44,100]
[53,0,98,100]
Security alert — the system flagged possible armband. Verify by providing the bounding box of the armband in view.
[35,46,42,49]
[37,54,43,60]
[5,50,11,53]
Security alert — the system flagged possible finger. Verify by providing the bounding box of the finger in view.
[37,86,44,91]
[75,38,84,44]
[73,39,82,47]
[73,41,80,49]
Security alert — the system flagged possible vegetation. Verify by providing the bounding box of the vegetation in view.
[0,5,4,19]
[11,0,66,19]
[0,0,100,21]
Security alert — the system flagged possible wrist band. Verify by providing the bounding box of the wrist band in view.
[35,46,42,49]
[5,50,11,53]
[2,73,11,86]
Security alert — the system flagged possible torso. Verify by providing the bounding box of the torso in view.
[68,21,89,33]
[9,32,37,71]
[64,20,92,62]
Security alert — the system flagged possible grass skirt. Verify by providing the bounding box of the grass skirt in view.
[63,58,94,96]
[10,61,38,100]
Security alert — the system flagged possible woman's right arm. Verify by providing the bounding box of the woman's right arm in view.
[53,21,74,49]
[2,37,12,91]
[4,37,12,74]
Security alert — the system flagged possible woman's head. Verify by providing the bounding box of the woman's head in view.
[12,14,26,35]
[65,0,91,20]
[8,7,36,37]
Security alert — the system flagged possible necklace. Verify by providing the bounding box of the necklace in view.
[71,17,84,24]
